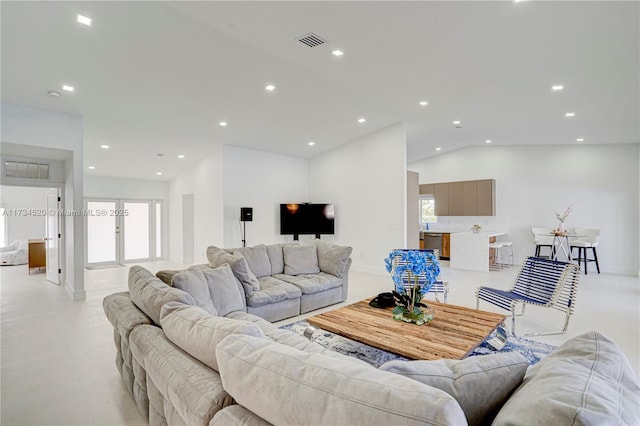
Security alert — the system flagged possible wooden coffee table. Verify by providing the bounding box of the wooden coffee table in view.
[307,298,506,360]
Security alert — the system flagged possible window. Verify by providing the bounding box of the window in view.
[419,197,437,225]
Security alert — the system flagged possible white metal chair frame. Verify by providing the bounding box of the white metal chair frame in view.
[476,256,580,336]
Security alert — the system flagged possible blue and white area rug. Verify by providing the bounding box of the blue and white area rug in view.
[280,320,556,368]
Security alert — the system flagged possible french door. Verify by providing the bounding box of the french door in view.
[85,199,162,266]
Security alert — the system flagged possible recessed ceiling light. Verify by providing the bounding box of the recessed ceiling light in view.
[552,85,564,91]
[219,121,228,127]
[265,84,276,92]
[358,117,366,123]
[62,85,74,92]
[331,50,344,57]
[485,140,492,144]
[77,14,92,26]
[514,0,525,3]
[565,112,576,117]
[435,147,442,151]
[88,166,95,170]
[156,172,162,176]
[100,144,110,149]
[576,138,584,142]
[178,154,185,159]
[308,141,315,146]
[453,120,461,125]
[47,90,60,98]
[419,101,429,107]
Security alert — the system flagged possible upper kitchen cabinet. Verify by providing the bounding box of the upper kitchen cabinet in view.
[434,183,449,216]
[429,179,495,216]
[476,179,495,216]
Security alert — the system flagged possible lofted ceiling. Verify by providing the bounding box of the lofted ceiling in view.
[2,1,638,181]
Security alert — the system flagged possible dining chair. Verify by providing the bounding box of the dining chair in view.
[570,228,601,274]
[531,227,554,258]
[476,257,580,336]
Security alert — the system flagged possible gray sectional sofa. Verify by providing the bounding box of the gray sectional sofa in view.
[177,240,353,322]
[103,242,639,426]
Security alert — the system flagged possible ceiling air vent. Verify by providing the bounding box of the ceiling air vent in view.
[297,33,327,48]
[4,160,50,180]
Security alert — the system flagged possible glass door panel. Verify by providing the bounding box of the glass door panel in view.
[123,201,150,261]
[87,201,118,264]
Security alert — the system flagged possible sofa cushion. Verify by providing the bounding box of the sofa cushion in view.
[493,331,640,426]
[159,302,265,372]
[210,405,272,426]
[283,244,320,275]
[172,264,246,317]
[155,264,211,286]
[246,277,301,308]
[380,352,528,426]
[274,272,343,295]
[313,239,353,278]
[207,246,260,295]
[216,334,468,426]
[128,266,195,325]
[233,244,271,278]
[265,242,298,275]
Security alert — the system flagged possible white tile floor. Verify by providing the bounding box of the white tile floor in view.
[1,260,638,425]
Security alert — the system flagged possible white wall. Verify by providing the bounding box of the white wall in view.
[1,103,85,300]
[168,146,224,264]
[409,144,640,275]
[222,146,309,248]
[84,176,168,200]
[0,186,48,242]
[309,123,408,274]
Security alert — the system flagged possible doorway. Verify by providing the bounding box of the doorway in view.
[85,199,162,266]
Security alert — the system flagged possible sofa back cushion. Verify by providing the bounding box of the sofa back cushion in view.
[283,245,320,276]
[380,352,528,426]
[216,334,468,426]
[233,245,271,278]
[207,246,260,295]
[160,302,265,372]
[128,265,195,325]
[172,264,246,317]
[492,331,640,426]
[313,239,352,278]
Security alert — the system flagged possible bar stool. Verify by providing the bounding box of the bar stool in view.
[490,241,514,270]
[489,241,505,270]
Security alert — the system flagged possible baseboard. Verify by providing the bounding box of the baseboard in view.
[65,280,86,301]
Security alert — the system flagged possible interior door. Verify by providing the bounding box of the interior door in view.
[45,188,61,284]
[122,201,151,262]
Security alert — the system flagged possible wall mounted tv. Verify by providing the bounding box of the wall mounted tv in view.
[280,203,335,239]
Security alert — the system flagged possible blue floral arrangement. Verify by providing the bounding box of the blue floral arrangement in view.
[384,249,441,324]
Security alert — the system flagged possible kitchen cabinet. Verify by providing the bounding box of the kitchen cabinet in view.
[419,184,434,195]
[434,183,449,216]
[448,182,463,216]
[429,179,495,216]
[442,233,450,259]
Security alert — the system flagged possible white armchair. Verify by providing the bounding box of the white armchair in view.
[531,227,554,258]
[0,240,29,265]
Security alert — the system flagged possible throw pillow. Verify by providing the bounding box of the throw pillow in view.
[233,244,271,278]
[159,302,265,372]
[265,242,299,275]
[172,264,246,317]
[207,246,260,294]
[282,244,320,275]
[493,331,640,426]
[128,265,196,325]
[380,352,528,426]
[313,239,352,277]
[216,334,468,426]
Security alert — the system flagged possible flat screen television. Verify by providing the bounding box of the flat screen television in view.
[280,203,335,237]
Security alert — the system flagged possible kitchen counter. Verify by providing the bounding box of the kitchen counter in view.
[450,231,507,272]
